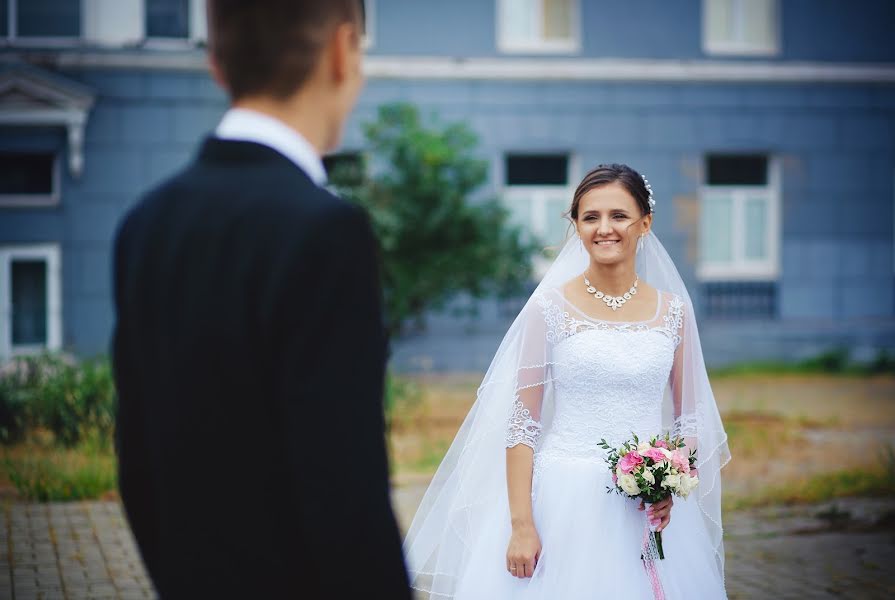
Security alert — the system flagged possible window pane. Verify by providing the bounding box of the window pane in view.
[147,0,189,38]
[743,0,776,48]
[700,193,733,262]
[502,0,538,42]
[544,194,572,246]
[543,0,572,40]
[706,0,734,45]
[703,281,776,319]
[502,194,534,236]
[0,0,8,36]
[506,154,568,186]
[707,155,767,186]
[0,153,55,195]
[323,152,365,188]
[744,196,768,260]
[11,259,48,346]
[18,0,80,37]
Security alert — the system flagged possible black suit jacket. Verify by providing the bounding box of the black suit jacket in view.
[112,138,411,599]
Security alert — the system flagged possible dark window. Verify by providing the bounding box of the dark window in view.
[324,152,365,188]
[706,155,767,186]
[0,153,55,195]
[0,1,8,36]
[703,281,777,319]
[146,0,190,38]
[506,154,568,186]
[11,259,48,346]
[358,0,367,36]
[16,0,80,37]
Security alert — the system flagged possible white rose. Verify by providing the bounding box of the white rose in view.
[637,441,651,453]
[615,466,625,479]
[681,474,699,498]
[641,468,655,485]
[659,447,674,459]
[661,473,681,491]
[618,474,640,496]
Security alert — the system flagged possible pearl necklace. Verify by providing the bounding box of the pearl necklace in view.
[583,275,639,311]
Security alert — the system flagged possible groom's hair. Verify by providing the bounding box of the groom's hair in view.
[208,0,362,101]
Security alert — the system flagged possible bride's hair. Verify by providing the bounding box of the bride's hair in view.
[568,163,651,220]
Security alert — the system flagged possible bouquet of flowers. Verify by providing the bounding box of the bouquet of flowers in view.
[598,432,699,559]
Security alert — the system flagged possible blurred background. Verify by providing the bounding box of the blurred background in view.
[0,1,894,598]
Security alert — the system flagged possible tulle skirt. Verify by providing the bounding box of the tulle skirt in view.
[451,457,727,600]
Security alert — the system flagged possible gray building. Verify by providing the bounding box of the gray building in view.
[1,0,894,370]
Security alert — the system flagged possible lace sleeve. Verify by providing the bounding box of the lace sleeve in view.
[504,294,551,450]
[668,295,697,439]
[506,395,543,449]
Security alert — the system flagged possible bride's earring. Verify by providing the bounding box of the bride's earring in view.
[637,234,644,253]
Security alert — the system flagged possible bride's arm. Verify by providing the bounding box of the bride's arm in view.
[505,379,544,579]
[506,382,543,528]
[503,299,549,579]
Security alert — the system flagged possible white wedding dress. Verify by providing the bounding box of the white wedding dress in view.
[448,287,727,599]
[405,233,730,600]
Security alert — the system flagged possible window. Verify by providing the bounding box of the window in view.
[698,154,780,281]
[703,0,779,56]
[703,281,777,319]
[503,153,574,276]
[1,0,80,39]
[0,152,60,207]
[145,0,206,43]
[0,244,62,359]
[323,151,365,188]
[146,0,188,38]
[497,0,579,54]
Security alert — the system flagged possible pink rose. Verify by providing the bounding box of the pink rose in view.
[654,439,669,449]
[643,447,667,463]
[671,449,690,473]
[618,451,644,474]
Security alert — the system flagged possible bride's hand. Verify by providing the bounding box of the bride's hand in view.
[506,522,541,579]
[639,496,673,532]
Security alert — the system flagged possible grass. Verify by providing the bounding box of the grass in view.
[707,348,895,378]
[388,372,895,511]
[724,467,895,512]
[1,368,892,508]
[0,429,117,502]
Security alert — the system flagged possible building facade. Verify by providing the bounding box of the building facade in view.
[1,0,894,369]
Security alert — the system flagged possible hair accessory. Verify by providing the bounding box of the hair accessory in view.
[642,174,655,214]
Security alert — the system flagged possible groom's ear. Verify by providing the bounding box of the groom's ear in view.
[208,53,229,96]
[325,19,363,86]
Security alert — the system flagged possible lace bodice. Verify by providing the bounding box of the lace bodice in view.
[505,288,685,469]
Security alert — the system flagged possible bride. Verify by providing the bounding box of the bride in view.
[403,164,731,599]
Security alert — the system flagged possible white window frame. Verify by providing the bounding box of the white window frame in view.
[362,0,375,50]
[0,244,63,360]
[501,153,577,277]
[697,156,781,281]
[702,0,780,57]
[496,0,580,55]
[0,152,61,208]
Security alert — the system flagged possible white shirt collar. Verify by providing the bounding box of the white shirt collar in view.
[215,108,327,186]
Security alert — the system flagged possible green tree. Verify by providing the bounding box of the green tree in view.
[330,102,538,335]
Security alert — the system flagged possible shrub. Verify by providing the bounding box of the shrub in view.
[0,354,116,448]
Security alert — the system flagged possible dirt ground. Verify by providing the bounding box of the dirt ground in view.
[389,373,895,506]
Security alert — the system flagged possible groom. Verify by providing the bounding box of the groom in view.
[111,1,410,597]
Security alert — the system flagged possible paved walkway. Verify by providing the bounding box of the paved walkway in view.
[1,492,893,599]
